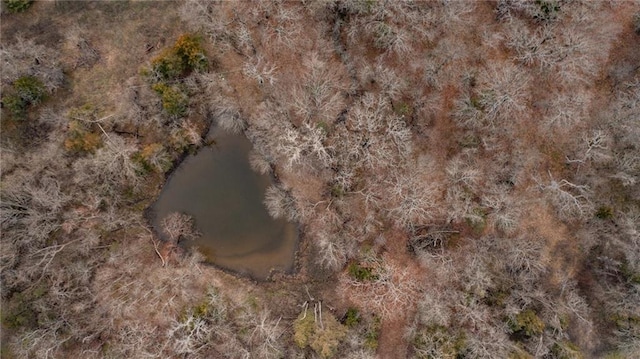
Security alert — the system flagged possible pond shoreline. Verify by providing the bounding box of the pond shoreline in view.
[145,123,303,281]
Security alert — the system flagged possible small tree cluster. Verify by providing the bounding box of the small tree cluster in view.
[294,302,348,358]
[149,34,208,81]
[143,34,208,118]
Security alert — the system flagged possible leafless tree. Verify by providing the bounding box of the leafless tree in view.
[334,93,412,171]
[476,63,530,128]
[385,170,436,228]
[314,230,354,271]
[263,185,299,222]
[263,7,303,51]
[481,185,521,234]
[537,172,593,221]
[72,134,141,190]
[542,91,590,131]
[179,0,231,44]
[1,36,64,91]
[444,154,483,224]
[248,150,272,175]
[276,122,333,170]
[342,254,420,319]
[244,310,284,358]
[216,108,246,134]
[1,172,69,262]
[368,21,412,55]
[161,212,200,243]
[290,52,347,125]
[243,55,278,86]
[566,130,612,168]
[64,26,100,69]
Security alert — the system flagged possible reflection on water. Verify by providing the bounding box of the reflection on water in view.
[151,128,297,280]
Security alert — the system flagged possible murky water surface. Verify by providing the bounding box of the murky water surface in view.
[151,128,297,279]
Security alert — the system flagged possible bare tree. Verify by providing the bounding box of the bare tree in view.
[275,121,334,170]
[160,212,200,243]
[244,310,284,358]
[73,134,142,190]
[314,230,355,271]
[263,185,299,222]
[216,108,246,134]
[1,172,69,250]
[542,91,591,131]
[342,254,421,319]
[1,36,64,91]
[170,119,204,148]
[179,0,231,45]
[385,170,436,228]
[291,52,347,125]
[476,63,530,128]
[334,93,413,171]
[481,185,521,234]
[248,149,272,175]
[537,172,593,221]
[566,130,612,167]
[243,55,278,86]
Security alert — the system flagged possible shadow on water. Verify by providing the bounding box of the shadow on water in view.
[150,127,297,280]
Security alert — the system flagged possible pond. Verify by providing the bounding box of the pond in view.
[150,127,297,280]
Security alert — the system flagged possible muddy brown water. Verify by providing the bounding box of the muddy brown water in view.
[150,128,297,280]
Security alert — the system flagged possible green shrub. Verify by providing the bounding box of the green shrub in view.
[294,308,347,358]
[348,262,378,282]
[394,102,411,116]
[1,285,47,329]
[3,0,33,13]
[484,287,510,307]
[316,121,330,134]
[150,52,184,81]
[595,206,614,219]
[364,316,381,350]
[173,34,208,72]
[2,94,26,118]
[343,308,360,327]
[13,75,45,104]
[179,288,226,325]
[293,311,315,349]
[150,34,208,81]
[551,340,584,359]
[620,260,640,285]
[534,0,560,22]
[412,325,467,359]
[508,309,545,338]
[152,83,188,117]
[604,351,626,359]
[373,23,394,50]
[144,34,206,119]
[132,143,172,174]
[330,183,345,198]
[458,134,480,148]
[64,120,102,154]
[3,76,45,118]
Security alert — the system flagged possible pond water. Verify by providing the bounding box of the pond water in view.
[150,127,297,280]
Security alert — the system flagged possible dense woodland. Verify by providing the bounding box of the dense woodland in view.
[1,1,639,358]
